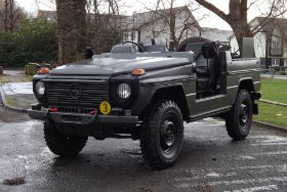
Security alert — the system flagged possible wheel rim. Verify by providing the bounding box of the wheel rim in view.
[160,120,177,154]
[239,103,249,126]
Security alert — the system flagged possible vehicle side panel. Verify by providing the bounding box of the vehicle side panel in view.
[132,64,195,115]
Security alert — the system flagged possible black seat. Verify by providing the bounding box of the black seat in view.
[145,45,166,53]
[186,42,216,93]
[111,45,136,54]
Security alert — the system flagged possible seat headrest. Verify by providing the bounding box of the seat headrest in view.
[186,42,207,58]
[145,45,166,53]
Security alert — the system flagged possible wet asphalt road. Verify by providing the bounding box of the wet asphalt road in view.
[1,107,287,192]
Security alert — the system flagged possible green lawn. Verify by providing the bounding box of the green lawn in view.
[255,102,287,127]
[255,78,287,127]
[260,78,287,104]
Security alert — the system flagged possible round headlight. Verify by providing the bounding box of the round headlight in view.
[35,81,45,95]
[117,83,131,99]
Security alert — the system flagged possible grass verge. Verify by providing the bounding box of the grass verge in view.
[261,78,287,104]
[4,95,18,107]
[0,74,33,83]
[254,102,287,127]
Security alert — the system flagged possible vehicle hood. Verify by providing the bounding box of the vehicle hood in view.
[50,55,191,75]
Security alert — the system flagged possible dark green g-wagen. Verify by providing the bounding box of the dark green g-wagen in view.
[29,40,261,169]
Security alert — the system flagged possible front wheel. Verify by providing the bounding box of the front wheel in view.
[226,89,253,140]
[44,120,88,157]
[140,101,184,169]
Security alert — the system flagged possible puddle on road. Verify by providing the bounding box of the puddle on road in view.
[3,70,23,76]
[2,82,33,95]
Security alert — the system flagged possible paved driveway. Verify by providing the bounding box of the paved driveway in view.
[1,108,287,192]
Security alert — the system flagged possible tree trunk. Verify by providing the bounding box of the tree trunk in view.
[4,0,8,32]
[8,0,15,32]
[229,20,253,54]
[56,0,87,65]
[195,0,253,56]
[227,0,252,53]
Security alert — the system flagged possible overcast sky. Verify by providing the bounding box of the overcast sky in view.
[15,0,269,31]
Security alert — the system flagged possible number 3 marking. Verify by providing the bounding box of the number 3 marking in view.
[100,101,111,115]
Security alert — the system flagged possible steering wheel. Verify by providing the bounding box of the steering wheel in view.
[122,41,145,52]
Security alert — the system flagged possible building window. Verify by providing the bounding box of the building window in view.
[272,59,280,66]
[270,29,283,56]
[284,59,287,67]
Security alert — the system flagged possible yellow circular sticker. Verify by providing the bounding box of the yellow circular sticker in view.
[99,101,111,115]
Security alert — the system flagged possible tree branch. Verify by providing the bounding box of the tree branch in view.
[194,0,228,21]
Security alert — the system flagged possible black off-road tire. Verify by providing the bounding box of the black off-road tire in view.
[140,100,184,169]
[226,89,253,140]
[44,119,88,157]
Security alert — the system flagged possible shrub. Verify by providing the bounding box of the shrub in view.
[0,18,57,67]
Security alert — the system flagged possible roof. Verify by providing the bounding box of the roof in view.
[131,6,201,30]
[229,17,287,40]
[201,27,232,42]
[253,17,287,37]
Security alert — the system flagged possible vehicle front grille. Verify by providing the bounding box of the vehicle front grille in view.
[46,81,108,108]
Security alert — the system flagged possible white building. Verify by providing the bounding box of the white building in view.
[230,17,287,69]
[201,27,232,42]
[122,6,202,48]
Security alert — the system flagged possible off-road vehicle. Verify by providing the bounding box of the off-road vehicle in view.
[29,39,261,169]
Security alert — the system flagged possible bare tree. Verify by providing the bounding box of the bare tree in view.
[55,0,87,65]
[194,0,287,54]
[0,0,26,32]
[86,0,125,53]
[142,0,202,50]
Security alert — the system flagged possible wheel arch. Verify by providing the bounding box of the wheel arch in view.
[140,85,190,122]
[233,78,259,114]
[238,78,255,93]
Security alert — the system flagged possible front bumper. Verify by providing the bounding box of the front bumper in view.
[28,107,139,127]
[49,111,139,127]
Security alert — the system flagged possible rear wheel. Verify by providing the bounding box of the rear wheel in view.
[44,119,88,157]
[226,89,253,140]
[140,100,184,169]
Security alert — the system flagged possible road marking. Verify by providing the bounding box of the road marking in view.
[237,155,256,160]
[173,172,237,182]
[206,171,221,178]
[252,151,287,156]
[252,142,287,146]
[171,164,287,189]
[248,135,287,142]
[223,185,278,192]
[175,176,287,188]
[172,164,279,175]
[237,151,287,160]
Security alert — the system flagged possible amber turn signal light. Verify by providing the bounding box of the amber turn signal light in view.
[132,68,146,76]
[38,67,50,74]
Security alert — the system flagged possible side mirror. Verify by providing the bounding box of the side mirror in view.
[35,64,41,71]
[202,42,217,59]
[85,47,94,59]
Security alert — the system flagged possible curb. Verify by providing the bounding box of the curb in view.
[259,99,287,107]
[253,120,287,132]
[0,84,28,113]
